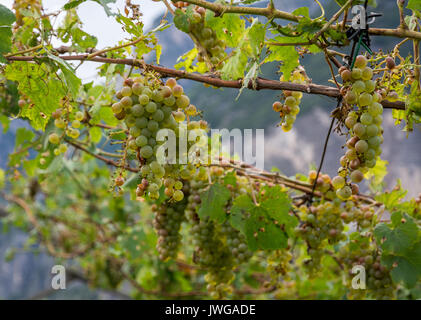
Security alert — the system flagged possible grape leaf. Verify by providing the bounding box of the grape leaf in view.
[173,8,193,33]
[244,206,289,251]
[198,183,231,223]
[221,49,248,80]
[0,114,10,133]
[0,4,15,63]
[5,62,65,130]
[382,242,421,288]
[230,189,296,251]
[374,212,419,254]
[260,185,297,237]
[265,36,300,81]
[205,10,245,47]
[407,0,421,11]
[47,53,81,97]
[374,212,421,287]
[223,171,237,187]
[64,0,116,17]
[375,184,407,211]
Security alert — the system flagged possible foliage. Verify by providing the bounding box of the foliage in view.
[0,0,421,300]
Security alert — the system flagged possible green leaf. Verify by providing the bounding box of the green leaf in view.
[375,184,407,211]
[173,8,192,33]
[89,126,102,143]
[205,10,245,47]
[0,4,16,25]
[230,194,254,233]
[15,127,35,147]
[0,4,15,63]
[223,171,237,188]
[230,188,296,251]
[244,206,289,251]
[5,62,65,130]
[221,49,248,80]
[292,7,310,18]
[408,0,421,11]
[47,53,81,97]
[374,212,419,254]
[64,0,116,16]
[260,185,297,237]
[198,183,231,223]
[248,21,265,57]
[0,114,10,133]
[265,37,300,81]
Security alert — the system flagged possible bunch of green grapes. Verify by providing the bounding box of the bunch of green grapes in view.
[266,249,293,285]
[332,55,384,200]
[188,6,227,69]
[297,200,346,274]
[112,76,208,201]
[151,199,187,261]
[339,242,396,300]
[47,105,84,157]
[340,200,375,229]
[273,69,308,132]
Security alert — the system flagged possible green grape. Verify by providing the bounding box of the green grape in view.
[359,93,373,106]
[146,102,157,113]
[135,117,148,129]
[332,176,345,189]
[48,133,60,144]
[131,104,144,117]
[140,145,153,158]
[135,135,148,147]
[352,80,365,93]
[355,140,369,153]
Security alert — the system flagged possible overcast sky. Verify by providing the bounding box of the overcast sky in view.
[3,0,165,81]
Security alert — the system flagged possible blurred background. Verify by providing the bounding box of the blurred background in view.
[0,0,420,299]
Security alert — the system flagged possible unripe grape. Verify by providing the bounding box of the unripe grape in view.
[163,96,176,107]
[332,176,345,189]
[359,93,373,106]
[386,91,399,102]
[147,120,159,132]
[361,67,373,81]
[152,90,164,102]
[355,140,369,153]
[186,104,197,116]
[364,80,376,93]
[121,96,132,107]
[373,114,383,125]
[368,136,381,148]
[130,126,141,138]
[350,170,364,183]
[145,102,157,113]
[140,145,153,158]
[135,135,148,147]
[281,123,293,132]
[364,148,376,160]
[132,82,143,95]
[173,190,184,201]
[337,186,352,200]
[351,68,362,80]
[346,148,357,160]
[173,111,185,123]
[75,111,84,121]
[121,86,132,97]
[285,96,297,107]
[166,78,177,88]
[368,102,383,116]
[54,118,66,129]
[176,95,190,109]
[353,123,366,138]
[48,133,60,144]
[292,91,302,99]
[360,113,373,125]
[135,117,148,128]
[201,28,212,39]
[340,155,347,167]
[174,181,183,190]
[366,124,379,137]
[138,94,149,105]
[345,91,357,104]
[72,120,81,128]
[161,86,172,98]
[354,55,368,69]
[272,101,283,112]
[152,110,164,122]
[172,85,183,97]
[352,80,366,93]
[131,104,145,117]
[341,70,352,82]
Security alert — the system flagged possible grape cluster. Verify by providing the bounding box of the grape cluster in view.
[340,243,396,300]
[188,7,227,69]
[273,68,308,132]
[340,200,375,229]
[112,76,208,201]
[152,200,187,261]
[47,105,84,157]
[333,55,384,200]
[297,201,345,273]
